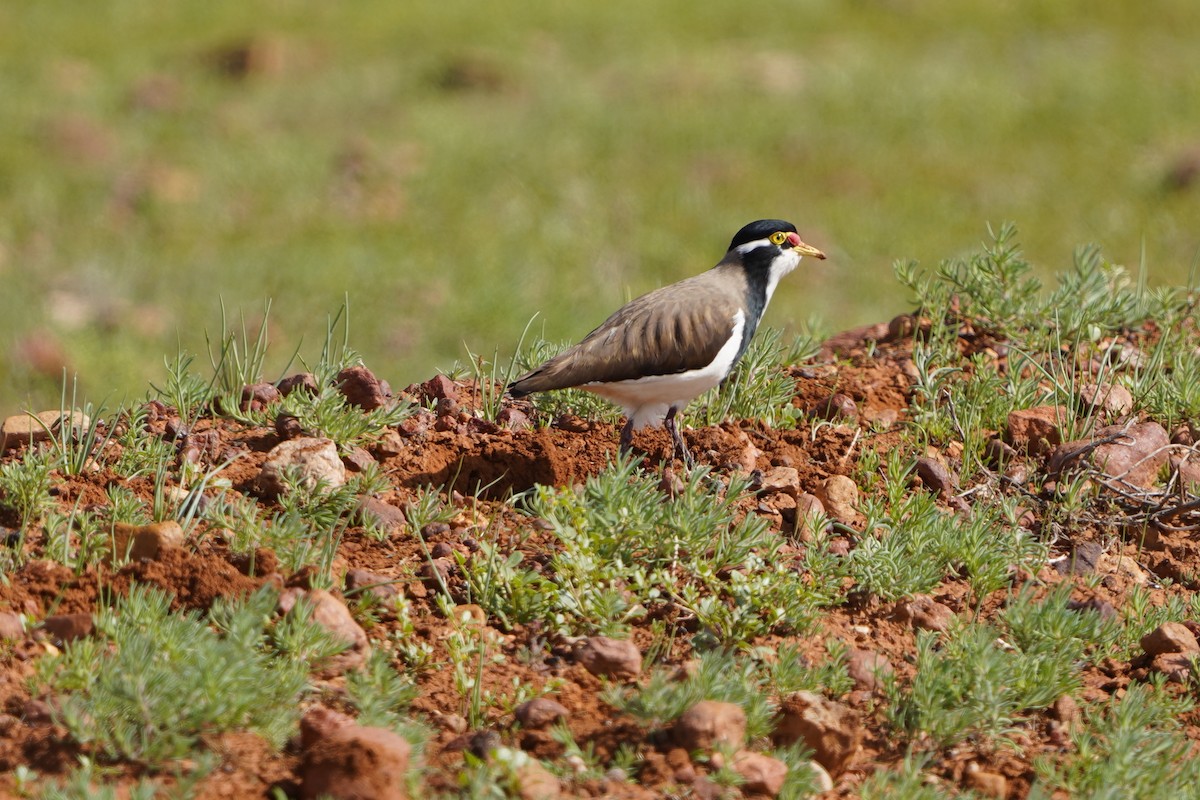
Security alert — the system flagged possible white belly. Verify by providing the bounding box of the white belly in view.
[582,310,745,429]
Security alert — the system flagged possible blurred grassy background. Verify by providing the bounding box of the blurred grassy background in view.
[2,0,1199,411]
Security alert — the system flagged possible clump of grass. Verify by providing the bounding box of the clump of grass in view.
[31,585,328,765]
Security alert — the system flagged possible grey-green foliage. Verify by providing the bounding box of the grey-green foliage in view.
[859,753,963,800]
[518,455,843,643]
[1032,679,1200,799]
[850,484,1047,603]
[603,650,776,740]
[34,585,316,765]
[0,449,53,531]
[696,327,806,428]
[887,619,1083,747]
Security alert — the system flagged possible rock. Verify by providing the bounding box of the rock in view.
[894,595,955,632]
[0,612,24,641]
[277,372,319,397]
[674,700,747,751]
[1052,695,1079,727]
[574,636,642,681]
[280,589,370,677]
[1141,622,1200,656]
[966,767,1007,798]
[1,410,91,451]
[555,414,590,433]
[515,697,569,730]
[42,613,94,645]
[759,466,800,496]
[1058,542,1104,576]
[1152,652,1194,683]
[793,493,828,541]
[356,496,406,533]
[983,437,1018,470]
[1171,456,1200,490]
[337,365,389,410]
[846,649,894,692]
[513,758,561,800]
[732,751,788,797]
[806,760,834,792]
[1092,422,1170,487]
[300,705,355,746]
[815,475,858,524]
[300,707,410,800]
[418,557,453,587]
[345,569,400,603]
[341,445,376,473]
[773,691,861,775]
[1066,597,1118,620]
[256,437,346,497]
[374,429,406,458]
[1007,406,1068,455]
[418,374,458,404]
[240,382,281,412]
[914,456,956,499]
[1079,382,1134,417]
[110,520,185,562]
[812,393,858,422]
[497,407,531,431]
[274,412,304,440]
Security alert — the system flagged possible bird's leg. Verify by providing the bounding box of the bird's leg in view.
[664,407,694,469]
[619,417,635,455]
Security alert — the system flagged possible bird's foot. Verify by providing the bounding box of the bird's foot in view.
[664,408,696,471]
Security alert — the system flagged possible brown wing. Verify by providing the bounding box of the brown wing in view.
[508,269,743,396]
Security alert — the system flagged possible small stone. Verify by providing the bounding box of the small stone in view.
[759,466,801,496]
[0,612,24,641]
[277,372,319,397]
[1141,622,1200,656]
[340,445,376,473]
[983,437,1017,470]
[345,569,400,603]
[1152,652,1194,683]
[271,412,304,442]
[419,374,459,403]
[430,542,455,559]
[1,410,91,451]
[812,393,858,422]
[1007,406,1068,455]
[574,636,642,680]
[674,700,747,751]
[1052,695,1079,727]
[420,554,454,581]
[886,314,915,340]
[281,589,370,677]
[732,751,788,797]
[806,760,834,792]
[300,708,410,800]
[815,475,858,524]
[514,758,561,800]
[1058,542,1104,576]
[356,496,406,533]
[914,456,956,499]
[966,767,1007,798]
[336,365,390,410]
[515,697,569,730]
[374,428,406,458]
[255,437,346,497]
[773,691,861,775]
[894,595,955,632]
[1092,422,1170,487]
[1079,382,1134,417]
[41,613,94,645]
[110,520,185,562]
[240,381,281,412]
[846,649,894,692]
[1066,597,1118,620]
[497,407,531,431]
[793,494,828,541]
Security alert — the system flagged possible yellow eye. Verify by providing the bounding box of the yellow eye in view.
[769,231,788,245]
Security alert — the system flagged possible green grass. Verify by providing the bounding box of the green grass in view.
[2,1,1200,410]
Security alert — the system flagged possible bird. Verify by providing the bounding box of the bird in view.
[507,219,825,462]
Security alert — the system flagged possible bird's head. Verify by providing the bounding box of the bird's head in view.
[727,219,826,261]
